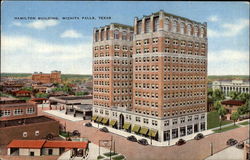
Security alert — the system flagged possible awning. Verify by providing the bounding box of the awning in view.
[140,127,149,135]
[123,122,131,130]
[132,125,141,133]
[109,119,117,126]
[148,129,158,137]
[96,117,103,122]
[102,118,109,124]
[91,115,98,121]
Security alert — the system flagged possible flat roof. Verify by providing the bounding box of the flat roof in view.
[8,140,88,149]
[0,116,56,128]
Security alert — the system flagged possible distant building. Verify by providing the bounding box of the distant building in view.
[212,80,250,96]
[0,99,37,121]
[0,116,59,145]
[7,139,89,157]
[32,71,62,84]
[12,90,32,97]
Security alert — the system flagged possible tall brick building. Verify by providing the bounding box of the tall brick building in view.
[32,71,62,84]
[92,10,207,142]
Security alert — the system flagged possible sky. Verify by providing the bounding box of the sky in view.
[1,1,249,75]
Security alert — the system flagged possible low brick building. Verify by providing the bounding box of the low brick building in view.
[0,116,59,145]
[221,99,245,120]
[0,100,37,121]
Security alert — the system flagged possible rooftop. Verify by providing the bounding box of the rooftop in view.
[221,100,245,106]
[7,140,88,149]
[0,116,56,128]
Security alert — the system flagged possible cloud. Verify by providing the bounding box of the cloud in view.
[12,21,22,26]
[60,29,83,38]
[207,15,219,22]
[1,35,92,74]
[26,20,59,29]
[208,19,249,38]
[208,49,249,75]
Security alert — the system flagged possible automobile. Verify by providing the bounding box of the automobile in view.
[236,142,244,149]
[176,139,186,146]
[226,138,238,146]
[138,139,148,145]
[85,122,92,127]
[127,135,137,142]
[99,127,109,132]
[72,130,80,137]
[194,133,204,140]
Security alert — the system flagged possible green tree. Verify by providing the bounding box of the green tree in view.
[229,91,241,100]
[213,101,222,111]
[231,112,239,125]
[35,93,49,98]
[218,106,227,130]
[238,93,250,102]
[237,100,250,115]
[207,88,213,97]
[212,89,225,101]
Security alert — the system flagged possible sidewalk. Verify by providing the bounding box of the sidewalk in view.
[91,119,249,147]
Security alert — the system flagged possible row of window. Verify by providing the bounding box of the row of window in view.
[134,56,206,64]
[134,100,205,108]
[23,131,40,137]
[94,45,133,51]
[2,108,35,116]
[134,83,206,90]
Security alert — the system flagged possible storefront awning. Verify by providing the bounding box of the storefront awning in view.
[96,117,103,122]
[123,122,131,130]
[91,115,98,121]
[140,127,149,135]
[132,125,140,133]
[102,118,109,124]
[109,119,117,126]
[148,129,158,137]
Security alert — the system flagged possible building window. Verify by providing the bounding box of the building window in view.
[164,120,169,126]
[35,131,39,136]
[14,109,23,115]
[194,26,198,37]
[200,27,205,38]
[164,18,170,31]
[187,24,192,36]
[26,108,35,114]
[188,116,192,122]
[137,21,142,34]
[172,20,178,33]
[180,117,185,123]
[152,38,158,44]
[2,110,11,117]
[136,117,141,122]
[95,31,99,42]
[122,31,127,40]
[180,22,185,34]
[195,115,199,120]
[153,17,159,32]
[23,132,27,137]
[172,119,178,125]
[145,19,150,33]
[106,28,110,40]
[143,118,149,124]
[114,30,119,39]
[144,39,149,45]
[100,30,104,41]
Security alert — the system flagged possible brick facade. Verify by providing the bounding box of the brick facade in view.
[32,71,61,84]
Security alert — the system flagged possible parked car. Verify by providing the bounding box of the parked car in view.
[227,138,238,146]
[194,133,204,140]
[138,138,148,145]
[236,142,244,149]
[127,135,137,142]
[176,139,186,146]
[99,127,109,132]
[85,122,92,127]
[72,130,80,137]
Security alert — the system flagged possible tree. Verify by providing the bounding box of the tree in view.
[218,106,227,130]
[231,112,239,125]
[212,89,225,101]
[35,93,49,98]
[213,101,222,111]
[21,86,32,91]
[237,100,250,115]
[229,91,241,100]
[238,93,250,102]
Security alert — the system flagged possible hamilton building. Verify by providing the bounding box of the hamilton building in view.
[92,10,207,142]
